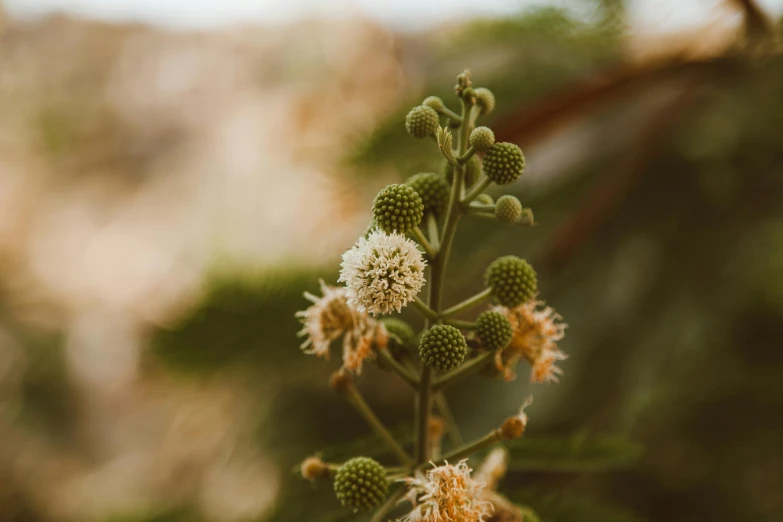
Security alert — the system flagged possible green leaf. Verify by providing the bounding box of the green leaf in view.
[506,434,643,472]
[509,490,642,522]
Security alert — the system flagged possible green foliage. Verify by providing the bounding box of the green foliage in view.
[151,269,328,374]
[506,435,643,472]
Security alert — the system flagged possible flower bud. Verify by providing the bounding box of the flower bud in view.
[484,142,525,185]
[300,456,329,481]
[422,96,445,111]
[476,311,513,351]
[334,457,388,512]
[495,195,523,223]
[372,184,424,234]
[419,325,468,372]
[475,194,494,205]
[474,87,496,115]
[406,172,450,215]
[469,126,495,152]
[405,105,440,139]
[485,256,538,308]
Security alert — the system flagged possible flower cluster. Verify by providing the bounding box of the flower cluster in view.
[295,70,571,522]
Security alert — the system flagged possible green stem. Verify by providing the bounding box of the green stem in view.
[371,487,406,522]
[345,384,413,466]
[468,203,495,212]
[412,296,439,322]
[468,211,496,220]
[427,213,440,251]
[443,318,476,330]
[411,226,436,259]
[435,392,464,447]
[462,175,492,205]
[441,288,492,318]
[457,146,476,164]
[434,429,501,465]
[433,351,495,390]
[376,349,420,389]
[436,106,462,123]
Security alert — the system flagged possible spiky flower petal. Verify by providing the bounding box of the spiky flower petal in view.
[339,230,426,316]
[399,460,492,522]
[494,300,567,383]
[295,280,384,374]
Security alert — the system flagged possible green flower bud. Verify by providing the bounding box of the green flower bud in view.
[372,184,424,234]
[381,317,415,358]
[422,96,445,111]
[465,154,483,186]
[405,105,439,139]
[334,457,388,512]
[483,142,525,185]
[469,126,495,152]
[495,195,523,223]
[519,208,535,226]
[419,325,467,372]
[485,256,538,308]
[475,311,513,351]
[405,172,450,215]
[475,194,494,205]
[475,87,496,115]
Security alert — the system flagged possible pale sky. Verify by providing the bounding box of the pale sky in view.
[4,0,783,31]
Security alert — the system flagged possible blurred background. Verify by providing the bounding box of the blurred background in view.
[1,1,782,521]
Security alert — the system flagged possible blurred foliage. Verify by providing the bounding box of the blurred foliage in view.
[510,490,642,522]
[507,434,643,472]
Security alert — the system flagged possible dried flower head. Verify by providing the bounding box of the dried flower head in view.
[295,280,384,373]
[339,230,426,316]
[494,300,567,383]
[399,460,492,522]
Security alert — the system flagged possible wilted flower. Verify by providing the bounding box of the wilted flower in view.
[399,460,492,522]
[339,230,426,316]
[296,280,385,373]
[494,300,567,383]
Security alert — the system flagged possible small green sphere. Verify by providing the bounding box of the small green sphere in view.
[419,325,467,372]
[372,184,424,234]
[476,311,513,351]
[334,457,388,512]
[406,172,450,215]
[381,318,415,357]
[422,96,445,111]
[495,195,523,223]
[519,208,535,226]
[469,126,495,152]
[485,256,538,308]
[475,87,496,114]
[405,105,439,139]
[476,194,494,205]
[483,142,525,185]
[465,154,483,186]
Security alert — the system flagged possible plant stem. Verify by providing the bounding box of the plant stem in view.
[468,203,495,212]
[435,392,464,447]
[441,288,492,318]
[345,384,413,466]
[433,350,495,390]
[426,213,440,251]
[371,486,406,522]
[443,318,476,330]
[376,349,420,389]
[411,226,436,259]
[435,429,501,464]
[468,211,496,220]
[436,106,462,123]
[412,296,439,322]
[462,175,492,205]
[457,146,476,164]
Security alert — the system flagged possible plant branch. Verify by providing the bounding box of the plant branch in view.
[370,486,407,522]
[441,288,492,318]
[461,175,492,205]
[426,213,440,251]
[442,318,476,330]
[433,351,495,390]
[411,226,436,259]
[435,392,464,447]
[412,296,439,322]
[376,348,420,389]
[345,383,413,466]
[431,429,501,466]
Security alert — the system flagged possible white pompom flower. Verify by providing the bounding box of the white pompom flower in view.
[339,230,426,316]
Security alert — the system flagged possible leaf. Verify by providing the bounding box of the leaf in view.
[436,126,458,166]
[317,424,413,462]
[506,434,643,472]
[509,490,642,522]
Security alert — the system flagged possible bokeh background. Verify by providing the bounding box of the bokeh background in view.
[1,1,782,521]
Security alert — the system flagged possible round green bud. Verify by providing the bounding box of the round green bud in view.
[485,256,538,308]
[422,96,445,111]
[381,317,415,358]
[475,194,494,205]
[483,142,525,185]
[475,87,496,114]
[495,195,523,223]
[476,311,513,351]
[469,126,495,152]
[372,184,424,234]
[519,208,534,226]
[334,457,388,512]
[419,325,467,372]
[405,105,439,139]
[405,172,450,215]
[465,154,483,186]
